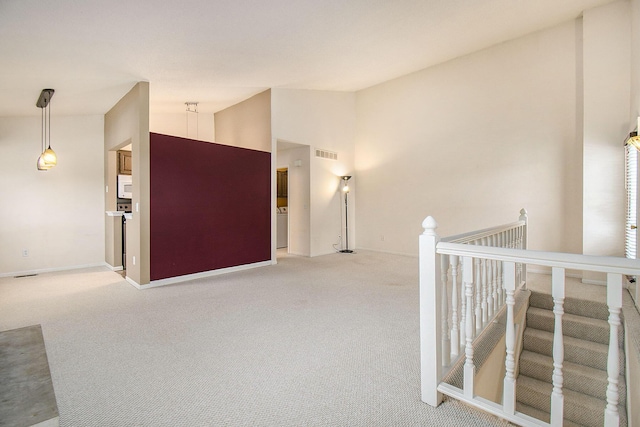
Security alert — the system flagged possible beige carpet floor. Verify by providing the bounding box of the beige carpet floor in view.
[0,250,512,427]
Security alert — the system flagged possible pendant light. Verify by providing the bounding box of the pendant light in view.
[36,89,56,170]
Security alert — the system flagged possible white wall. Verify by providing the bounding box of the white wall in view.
[149,112,215,142]
[0,115,105,276]
[215,90,271,152]
[272,89,356,257]
[105,82,150,286]
[582,1,630,262]
[355,21,582,256]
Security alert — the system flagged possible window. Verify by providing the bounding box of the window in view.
[625,143,637,259]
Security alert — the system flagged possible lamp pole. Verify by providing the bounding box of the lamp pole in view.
[340,176,353,253]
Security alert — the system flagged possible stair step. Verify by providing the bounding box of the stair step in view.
[523,328,625,374]
[529,292,610,321]
[526,306,623,346]
[518,350,626,405]
[515,402,581,427]
[516,375,627,427]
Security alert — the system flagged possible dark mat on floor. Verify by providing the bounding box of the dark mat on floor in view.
[0,324,59,427]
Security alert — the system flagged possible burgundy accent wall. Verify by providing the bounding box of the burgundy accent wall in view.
[150,133,271,281]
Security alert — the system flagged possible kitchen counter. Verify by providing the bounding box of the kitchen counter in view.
[106,211,133,220]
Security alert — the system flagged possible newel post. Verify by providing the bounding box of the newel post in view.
[420,216,443,406]
[519,208,528,249]
[519,208,528,287]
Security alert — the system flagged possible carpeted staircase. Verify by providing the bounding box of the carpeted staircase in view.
[516,291,627,426]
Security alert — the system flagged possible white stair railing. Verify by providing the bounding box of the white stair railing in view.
[419,210,640,427]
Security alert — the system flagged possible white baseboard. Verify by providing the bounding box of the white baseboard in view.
[354,247,417,258]
[129,260,274,290]
[125,276,142,289]
[580,278,608,286]
[1,262,108,278]
[105,263,123,272]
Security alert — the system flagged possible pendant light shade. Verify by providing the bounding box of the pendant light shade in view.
[36,89,56,171]
[42,147,57,165]
[37,153,51,170]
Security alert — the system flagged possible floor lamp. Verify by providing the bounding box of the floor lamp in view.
[340,176,353,253]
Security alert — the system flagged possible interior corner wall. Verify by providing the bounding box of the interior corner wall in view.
[149,112,215,143]
[271,89,356,257]
[104,82,150,285]
[150,133,271,280]
[582,1,630,264]
[214,90,272,152]
[0,115,105,276]
[355,21,581,256]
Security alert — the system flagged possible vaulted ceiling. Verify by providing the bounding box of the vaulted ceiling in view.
[0,0,615,117]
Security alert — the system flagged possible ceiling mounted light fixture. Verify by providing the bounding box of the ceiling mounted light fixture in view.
[36,89,57,171]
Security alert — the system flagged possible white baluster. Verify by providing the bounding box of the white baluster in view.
[459,258,466,353]
[450,255,459,358]
[497,262,504,308]
[502,261,516,415]
[550,267,565,425]
[490,235,498,314]
[605,273,622,427]
[497,233,505,306]
[487,253,494,318]
[462,256,475,399]
[481,254,488,327]
[440,255,450,366]
[474,256,482,335]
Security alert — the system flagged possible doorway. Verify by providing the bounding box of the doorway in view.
[276,141,310,257]
[276,168,288,250]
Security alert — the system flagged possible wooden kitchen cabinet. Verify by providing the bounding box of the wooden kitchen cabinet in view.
[277,170,287,197]
[118,150,132,175]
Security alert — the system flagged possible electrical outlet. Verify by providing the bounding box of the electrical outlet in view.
[22,249,29,257]
[132,256,136,266]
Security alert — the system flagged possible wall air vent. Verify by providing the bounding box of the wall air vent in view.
[315,149,338,161]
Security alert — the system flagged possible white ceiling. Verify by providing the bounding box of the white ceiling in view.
[0,0,615,117]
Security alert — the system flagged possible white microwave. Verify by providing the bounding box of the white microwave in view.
[117,174,133,199]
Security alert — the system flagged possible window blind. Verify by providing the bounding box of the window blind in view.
[625,144,637,259]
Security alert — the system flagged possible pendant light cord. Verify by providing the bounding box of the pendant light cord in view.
[47,97,51,149]
[41,106,45,153]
